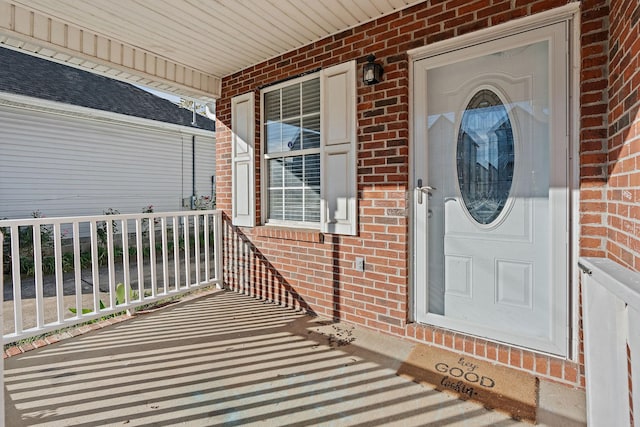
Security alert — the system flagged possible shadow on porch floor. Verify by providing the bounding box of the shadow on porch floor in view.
[4,290,585,426]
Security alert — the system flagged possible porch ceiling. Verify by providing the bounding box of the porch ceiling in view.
[0,0,424,102]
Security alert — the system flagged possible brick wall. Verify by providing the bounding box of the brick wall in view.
[607,0,640,270]
[216,0,597,388]
[608,0,640,422]
[580,0,610,258]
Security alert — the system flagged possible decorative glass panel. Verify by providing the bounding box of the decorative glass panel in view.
[456,89,514,225]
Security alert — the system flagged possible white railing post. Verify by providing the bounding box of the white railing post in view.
[72,222,82,316]
[204,213,210,283]
[90,220,100,313]
[10,225,22,335]
[121,219,130,305]
[106,219,116,309]
[194,214,201,285]
[136,218,144,302]
[33,223,45,329]
[173,216,181,290]
[53,223,64,324]
[214,211,223,288]
[149,218,157,298]
[183,215,191,287]
[161,217,169,294]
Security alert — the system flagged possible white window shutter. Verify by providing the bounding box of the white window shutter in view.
[231,92,255,227]
[320,61,357,235]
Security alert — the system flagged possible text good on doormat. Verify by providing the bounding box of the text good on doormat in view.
[397,343,537,423]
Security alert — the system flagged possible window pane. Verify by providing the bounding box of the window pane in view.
[269,159,283,187]
[266,121,282,153]
[269,189,283,220]
[263,76,321,225]
[304,154,320,187]
[284,189,303,221]
[302,114,320,149]
[306,187,321,222]
[265,90,280,121]
[284,156,304,187]
[282,119,301,152]
[282,85,300,119]
[302,79,320,114]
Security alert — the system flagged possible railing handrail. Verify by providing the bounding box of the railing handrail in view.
[0,209,222,227]
[579,257,640,308]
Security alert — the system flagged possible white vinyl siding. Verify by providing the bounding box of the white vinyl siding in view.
[0,103,215,219]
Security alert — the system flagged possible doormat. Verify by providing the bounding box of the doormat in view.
[397,343,538,423]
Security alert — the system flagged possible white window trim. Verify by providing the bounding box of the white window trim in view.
[260,72,322,229]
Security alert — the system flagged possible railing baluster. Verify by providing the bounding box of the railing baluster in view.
[33,224,44,328]
[53,223,64,324]
[214,212,223,287]
[121,220,130,305]
[73,222,82,317]
[194,214,201,285]
[161,217,169,295]
[90,220,100,314]
[136,218,144,302]
[149,218,156,298]
[10,225,23,336]
[173,216,180,291]
[106,220,116,309]
[183,215,191,288]
[204,213,210,283]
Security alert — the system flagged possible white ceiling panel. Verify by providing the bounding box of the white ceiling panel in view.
[8,0,424,79]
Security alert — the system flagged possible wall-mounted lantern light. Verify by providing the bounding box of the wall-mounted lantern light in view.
[362,54,383,85]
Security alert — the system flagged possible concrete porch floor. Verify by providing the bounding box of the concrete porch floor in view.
[4,290,586,426]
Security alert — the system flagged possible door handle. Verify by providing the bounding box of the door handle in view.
[416,179,436,204]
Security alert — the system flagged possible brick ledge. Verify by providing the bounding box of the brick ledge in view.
[255,226,324,243]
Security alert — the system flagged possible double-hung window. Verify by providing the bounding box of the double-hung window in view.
[232,60,357,235]
[263,76,321,226]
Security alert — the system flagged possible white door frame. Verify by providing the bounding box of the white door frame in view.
[407,3,581,359]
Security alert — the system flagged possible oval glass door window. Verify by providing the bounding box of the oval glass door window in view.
[456,89,514,225]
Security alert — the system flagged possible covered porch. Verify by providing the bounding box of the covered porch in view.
[4,289,584,426]
[2,0,640,425]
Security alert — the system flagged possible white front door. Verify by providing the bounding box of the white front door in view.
[413,22,569,356]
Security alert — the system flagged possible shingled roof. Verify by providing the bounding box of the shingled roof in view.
[0,47,215,131]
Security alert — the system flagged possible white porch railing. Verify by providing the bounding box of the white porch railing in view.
[0,210,223,344]
[579,257,639,427]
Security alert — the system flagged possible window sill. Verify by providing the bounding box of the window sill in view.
[256,226,324,243]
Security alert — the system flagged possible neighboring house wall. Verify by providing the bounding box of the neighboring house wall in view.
[0,98,215,219]
[215,0,639,397]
